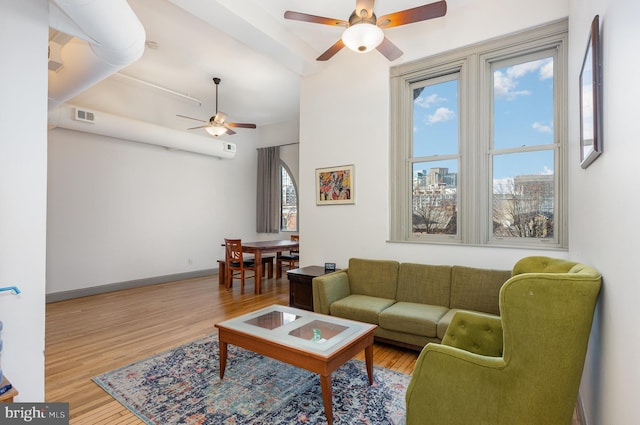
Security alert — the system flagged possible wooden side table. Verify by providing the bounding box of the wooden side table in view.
[0,375,18,402]
[287,266,341,311]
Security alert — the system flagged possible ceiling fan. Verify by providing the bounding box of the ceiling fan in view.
[284,0,447,61]
[177,77,256,137]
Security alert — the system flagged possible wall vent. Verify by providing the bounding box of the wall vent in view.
[223,142,236,153]
[74,108,95,123]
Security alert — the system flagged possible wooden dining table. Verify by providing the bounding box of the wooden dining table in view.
[240,239,299,294]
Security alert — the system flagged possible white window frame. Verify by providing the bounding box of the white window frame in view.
[390,19,568,249]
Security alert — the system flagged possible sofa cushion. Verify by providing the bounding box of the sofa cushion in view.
[379,302,449,338]
[450,266,512,315]
[330,294,396,324]
[396,263,451,306]
[347,258,399,300]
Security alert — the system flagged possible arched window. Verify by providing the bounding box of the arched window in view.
[280,163,298,231]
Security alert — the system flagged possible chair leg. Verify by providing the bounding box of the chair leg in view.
[218,260,226,286]
[225,268,231,289]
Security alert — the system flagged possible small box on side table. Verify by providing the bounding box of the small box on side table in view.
[287,266,340,311]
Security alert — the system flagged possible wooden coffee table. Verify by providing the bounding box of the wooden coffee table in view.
[215,305,377,425]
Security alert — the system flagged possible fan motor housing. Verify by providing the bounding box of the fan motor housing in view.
[348,10,377,26]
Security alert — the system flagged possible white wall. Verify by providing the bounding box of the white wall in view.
[299,0,570,271]
[568,0,640,423]
[46,126,260,294]
[45,42,300,295]
[0,0,48,401]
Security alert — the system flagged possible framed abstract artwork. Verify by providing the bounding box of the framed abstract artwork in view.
[316,164,354,205]
[579,15,602,169]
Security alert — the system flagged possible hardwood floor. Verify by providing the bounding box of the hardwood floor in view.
[45,274,419,424]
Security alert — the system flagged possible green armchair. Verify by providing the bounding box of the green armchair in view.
[405,256,602,425]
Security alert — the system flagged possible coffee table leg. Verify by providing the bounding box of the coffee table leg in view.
[320,374,333,425]
[219,340,228,379]
[365,343,374,385]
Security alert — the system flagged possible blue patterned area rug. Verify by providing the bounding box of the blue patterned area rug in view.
[93,333,409,424]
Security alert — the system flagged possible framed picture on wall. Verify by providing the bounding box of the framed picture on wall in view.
[579,15,602,169]
[315,164,355,205]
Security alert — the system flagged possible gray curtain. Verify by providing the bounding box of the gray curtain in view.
[256,146,280,233]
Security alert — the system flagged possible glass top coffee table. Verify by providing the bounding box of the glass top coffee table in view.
[215,304,377,425]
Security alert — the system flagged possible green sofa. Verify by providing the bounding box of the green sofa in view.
[405,256,602,425]
[312,258,512,350]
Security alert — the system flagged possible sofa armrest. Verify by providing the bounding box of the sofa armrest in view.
[405,343,506,425]
[441,311,503,357]
[312,270,351,314]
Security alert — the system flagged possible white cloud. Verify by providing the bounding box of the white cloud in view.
[494,58,553,100]
[541,166,554,175]
[415,93,446,109]
[532,121,553,134]
[539,59,554,80]
[494,70,531,100]
[507,61,542,79]
[426,107,455,124]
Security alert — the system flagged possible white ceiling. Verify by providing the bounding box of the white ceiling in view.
[66,0,464,130]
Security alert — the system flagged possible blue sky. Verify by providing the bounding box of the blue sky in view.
[413,57,555,181]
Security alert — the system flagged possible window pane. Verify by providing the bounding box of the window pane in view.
[493,57,554,150]
[281,166,297,231]
[493,151,554,239]
[413,78,459,157]
[412,160,458,235]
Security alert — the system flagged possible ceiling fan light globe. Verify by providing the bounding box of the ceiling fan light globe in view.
[341,23,384,53]
[205,126,228,137]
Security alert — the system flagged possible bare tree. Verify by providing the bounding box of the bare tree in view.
[493,175,553,238]
[412,185,457,235]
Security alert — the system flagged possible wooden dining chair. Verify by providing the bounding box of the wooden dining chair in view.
[224,238,256,290]
[276,234,300,278]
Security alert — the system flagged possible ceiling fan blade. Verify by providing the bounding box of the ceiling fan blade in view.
[177,114,207,123]
[223,126,237,136]
[284,11,348,27]
[355,0,376,18]
[377,0,447,29]
[227,122,257,129]
[376,37,403,61]
[187,125,209,130]
[317,39,345,61]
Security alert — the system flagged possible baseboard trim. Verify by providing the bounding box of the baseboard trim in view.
[46,268,218,303]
